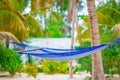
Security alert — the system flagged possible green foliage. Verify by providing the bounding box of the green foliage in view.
[77,56,92,73]
[101,28,120,74]
[24,14,43,37]
[0,46,23,76]
[41,60,68,74]
[74,67,81,73]
[102,43,120,74]
[97,0,120,26]
[80,41,91,48]
[76,25,91,42]
[100,26,117,43]
[37,67,43,73]
[46,18,64,38]
[76,41,92,74]
[27,55,34,64]
[22,55,38,78]
[57,0,69,13]
[0,11,28,41]
[22,62,38,78]
[11,0,29,13]
[23,54,39,77]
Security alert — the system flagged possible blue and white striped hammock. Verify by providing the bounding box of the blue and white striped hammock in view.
[12,38,120,61]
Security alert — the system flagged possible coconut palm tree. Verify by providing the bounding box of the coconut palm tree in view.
[0,0,43,41]
[86,0,105,80]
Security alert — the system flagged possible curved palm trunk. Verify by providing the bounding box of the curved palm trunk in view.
[86,0,105,80]
[0,32,20,48]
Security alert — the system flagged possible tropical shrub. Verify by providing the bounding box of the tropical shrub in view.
[37,67,43,73]
[22,56,38,78]
[0,46,23,76]
[41,60,68,74]
[77,56,92,73]
[22,62,38,78]
[100,28,120,74]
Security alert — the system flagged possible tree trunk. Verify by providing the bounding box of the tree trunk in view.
[68,0,77,78]
[86,0,105,80]
[5,36,9,48]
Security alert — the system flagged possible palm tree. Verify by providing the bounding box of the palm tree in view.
[0,0,43,41]
[86,0,105,80]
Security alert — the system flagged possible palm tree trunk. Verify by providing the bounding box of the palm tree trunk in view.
[69,0,77,78]
[86,0,105,80]
[69,11,75,78]
[5,35,10,48]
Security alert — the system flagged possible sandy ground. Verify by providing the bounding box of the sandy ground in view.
[1,72,120,80]
[0,72,91,80]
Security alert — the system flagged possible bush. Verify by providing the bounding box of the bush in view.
[0,46,23,76]
[102,43,120,74]
[77,56,92,74]
[76,41,92,73]
[22,62,38,78]
[41,60,68,74]
[37,67,43,73]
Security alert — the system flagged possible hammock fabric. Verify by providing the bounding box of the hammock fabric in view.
[12,38,120,61]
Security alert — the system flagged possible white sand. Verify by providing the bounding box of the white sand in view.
[0,72,91,80]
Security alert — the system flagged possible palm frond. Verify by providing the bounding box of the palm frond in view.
[97,0,120,26]
[76,25,91,42]
[50,12,62,21]
[11,0,29,12]
[0,0,14,11]
[31,0,38,11]
[24,14,43,37]
[31,0,54,14]
[112,23,120,38]
[0,11,28,41]
[0,0,29,13]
